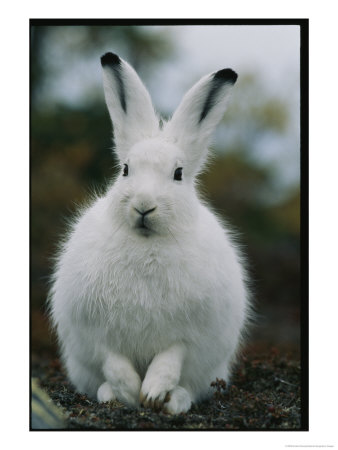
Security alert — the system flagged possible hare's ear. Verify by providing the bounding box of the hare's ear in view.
[101,53,159,161]
[164,69,238,174]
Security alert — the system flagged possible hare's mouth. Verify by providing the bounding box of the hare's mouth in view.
[135,218,153,235]
[137,222,149,230]
[131,206,157,236]
[135,223,153,236]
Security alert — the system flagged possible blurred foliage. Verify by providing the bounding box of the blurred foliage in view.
[30,25,300,351]
[220,73,295,164]
[200,154,299,240]
[200,153,300,323]
[31,25,174,107]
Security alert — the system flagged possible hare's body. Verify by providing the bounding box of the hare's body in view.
[49,53,250,413]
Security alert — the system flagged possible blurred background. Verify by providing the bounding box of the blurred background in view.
[31,24,300,357]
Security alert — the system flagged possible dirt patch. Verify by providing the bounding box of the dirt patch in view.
[31,347,303,431]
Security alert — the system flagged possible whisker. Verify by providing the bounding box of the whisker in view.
[112,220,125,236]
[166,225,184,256]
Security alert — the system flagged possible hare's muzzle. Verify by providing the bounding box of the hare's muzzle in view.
[133,206,157,231]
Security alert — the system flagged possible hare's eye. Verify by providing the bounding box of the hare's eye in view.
[122,164,129,176]
[174,167,183,181]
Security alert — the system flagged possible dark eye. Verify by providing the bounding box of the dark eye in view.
[174,167,183,181]
[122,164,128,176]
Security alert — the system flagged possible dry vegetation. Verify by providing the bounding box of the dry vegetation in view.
[32,346,303,431]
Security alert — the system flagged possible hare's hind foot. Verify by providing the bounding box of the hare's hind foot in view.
[163,386,192,414]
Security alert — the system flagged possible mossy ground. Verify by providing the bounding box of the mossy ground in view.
[31,346,303,431]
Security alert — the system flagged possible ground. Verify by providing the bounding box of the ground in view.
[31,346,303,431]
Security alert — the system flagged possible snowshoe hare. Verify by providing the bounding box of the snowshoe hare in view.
[49,52,250,414]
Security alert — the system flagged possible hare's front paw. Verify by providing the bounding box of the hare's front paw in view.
[140,343,187,411]
[139,379,172,411]
[97,375,141,407]
[140,381,192,414]
[140,368,178,411]
[102,353,142,407]
[98,374,141,407]
[112,371,141,407]
[97,381,115,402]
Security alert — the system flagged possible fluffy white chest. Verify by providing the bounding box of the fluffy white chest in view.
[66,232,215,350]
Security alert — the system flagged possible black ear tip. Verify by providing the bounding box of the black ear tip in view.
[214,68,238,84]
[101,52,121,67]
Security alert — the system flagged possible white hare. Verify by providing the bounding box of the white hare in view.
[49,52,250,414]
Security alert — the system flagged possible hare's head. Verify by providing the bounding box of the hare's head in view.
[101,53,237,237]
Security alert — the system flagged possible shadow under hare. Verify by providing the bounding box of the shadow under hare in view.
[49,52,251,414]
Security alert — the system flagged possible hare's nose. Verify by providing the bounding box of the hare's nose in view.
[134,206,157,217]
